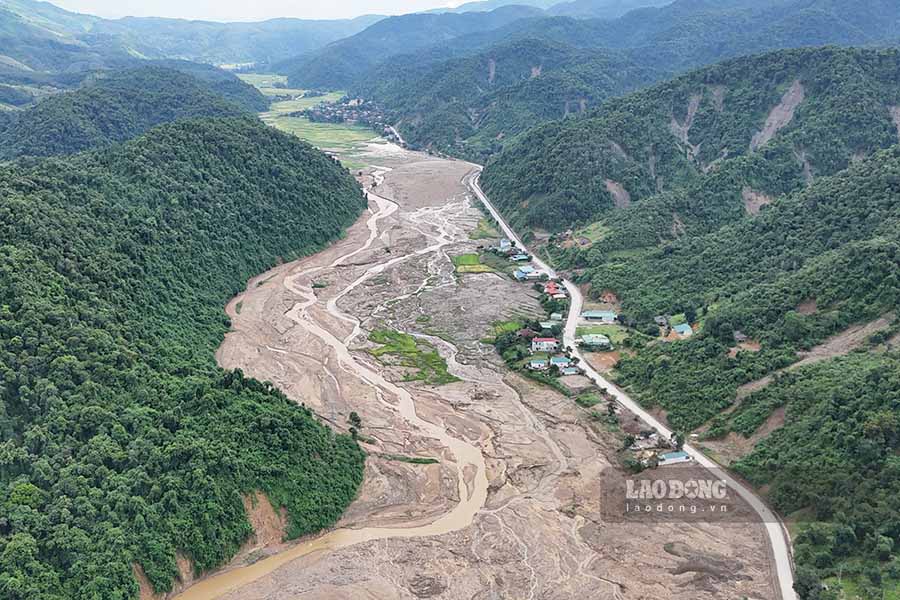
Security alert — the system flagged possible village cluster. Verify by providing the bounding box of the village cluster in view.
[301,97,404,143]
[487,238,625,378]
[487,237,699,470]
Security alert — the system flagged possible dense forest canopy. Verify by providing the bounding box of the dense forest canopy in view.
[0,67,262,159]
[482,47,900,232]
[282,6,545,90]
[477,45,900,597]
[327,0,900,158]
[0,118,367,599]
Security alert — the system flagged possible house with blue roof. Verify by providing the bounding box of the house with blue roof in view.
[528,358,549,371]
[550,356,571,368]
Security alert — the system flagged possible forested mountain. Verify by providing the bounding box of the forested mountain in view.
[148,60,270,111]
[601,145,900,598]
[0,117,367,599]
[356,38,663,159]
[482,47,900,231]
[0,0,383,71]
[282,6,545,90]
[90,14,384,67]
[479,46,900,595]
[547,0,671,18]
[340,0,900,157]
[424,0,557,13]
[0,66,263,159]
[0,4,130,73]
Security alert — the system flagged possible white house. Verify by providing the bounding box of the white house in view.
[531,337,559,353]
[657,451,693,466]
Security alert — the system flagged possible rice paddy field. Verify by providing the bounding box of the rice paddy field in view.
[240,73,377,167]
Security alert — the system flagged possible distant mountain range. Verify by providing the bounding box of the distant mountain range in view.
[313,0,900,158]
[0,0,382,72]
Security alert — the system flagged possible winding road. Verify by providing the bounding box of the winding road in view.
[465,169,798,600]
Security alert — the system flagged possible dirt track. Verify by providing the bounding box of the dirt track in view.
[169,144,776,600]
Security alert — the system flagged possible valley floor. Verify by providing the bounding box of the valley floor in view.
[167,144,777,600]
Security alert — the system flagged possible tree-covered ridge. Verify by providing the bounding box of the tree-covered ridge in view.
[0,117,367,599]
[482,47,900,232]
[330,0,900,159]
[355,38,663,160]
[0,0,382,71]
[607,146,898,417]
[282,5,545,90]
[580,145,900,597]
[148,60,270,112]
[0,66,260,160]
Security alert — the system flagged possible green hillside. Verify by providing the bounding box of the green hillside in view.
[0,0,381,69]
[482,47,900,232]
[283,6,544,90]
[0,66,258,159]
[0,117,366,599]
[342,0,900,158]
[356,38,663,160]
[607,148,900,595]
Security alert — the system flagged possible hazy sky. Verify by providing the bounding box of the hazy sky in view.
[50,0,458,21]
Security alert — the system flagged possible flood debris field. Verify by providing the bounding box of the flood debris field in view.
[179,144,777,600]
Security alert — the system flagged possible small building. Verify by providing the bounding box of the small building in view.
[528,358,549,371]
[578,334,612,350]
[561,366,581,376]
[552,293,567,300]
[531,337,559,353]
[550,356,572,368]
[673,323,693,338]
[539,321,557,331]
[654,315,669,326]
[499,238,512,251]
[510,254,531,262]
[733,330,748,343]
[525,270,545,280]
[514,266,535,281]
[550,312,563,322]
[582,310,618,323]
[658,451,693,466]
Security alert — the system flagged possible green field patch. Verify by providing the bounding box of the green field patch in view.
[575,392,602,408]
[479,251,518,275]
[265,92,345,114]
[262,115,375,154]
[452,253,494,274]
[469,218,500,240]
[575,221,612,244]
[368,329,460,385]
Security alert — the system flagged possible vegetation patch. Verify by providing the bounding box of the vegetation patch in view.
[378,453,440,465]
[368,329,460,385]
[469,217,500,240]
[0,118,367,598]
[452,253,494,274]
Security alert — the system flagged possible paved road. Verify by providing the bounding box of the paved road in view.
[466,169,797,600]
